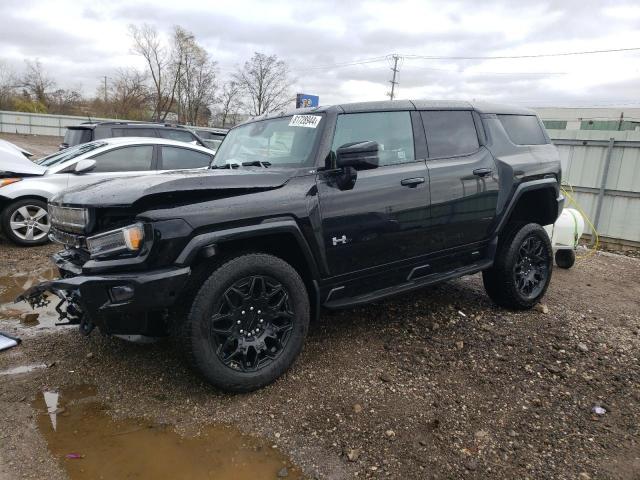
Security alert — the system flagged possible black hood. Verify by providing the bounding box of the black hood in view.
[52,168,293,207]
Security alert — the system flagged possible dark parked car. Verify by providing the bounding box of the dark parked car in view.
[21,100,563,393]
[60,122,207,150]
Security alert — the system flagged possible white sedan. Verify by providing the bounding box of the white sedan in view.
[0,137,215,246]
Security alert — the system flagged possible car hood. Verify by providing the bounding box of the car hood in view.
[0,139,33,158]
[52,168,295,207]
[0,145,46,176]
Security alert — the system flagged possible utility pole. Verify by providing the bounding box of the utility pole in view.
[103,76,108,103]
[388,54,400,100]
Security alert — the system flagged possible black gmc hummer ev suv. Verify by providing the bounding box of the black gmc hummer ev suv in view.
[20,100,563,392]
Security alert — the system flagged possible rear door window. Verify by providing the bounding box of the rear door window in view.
[157,129,197,143]
[421,111,479,158]
[160,146,212,169]
[331,111,415,166]
[497,115,547,145]
[90,145,154,172]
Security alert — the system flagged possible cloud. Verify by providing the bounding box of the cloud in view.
[0,0,639,107]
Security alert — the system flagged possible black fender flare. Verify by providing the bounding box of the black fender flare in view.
[174,219,321,280]
[174,219,322,321]
[493,177,564,236]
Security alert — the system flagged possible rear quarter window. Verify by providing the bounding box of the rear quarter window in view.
[498,115,548,145]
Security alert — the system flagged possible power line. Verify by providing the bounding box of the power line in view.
[288,46,640,73]
[292,56,389,72]
[403,46,640,60]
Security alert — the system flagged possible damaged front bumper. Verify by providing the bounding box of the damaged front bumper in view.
[18,251,191,336]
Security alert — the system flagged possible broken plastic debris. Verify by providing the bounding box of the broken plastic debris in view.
[458,311,467,317]
[65,453,83,459]
[591,406,606,416]
[0,332,20,351]
[43,391,59,431]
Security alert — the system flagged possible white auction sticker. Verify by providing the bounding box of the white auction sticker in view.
[289,115,322,128]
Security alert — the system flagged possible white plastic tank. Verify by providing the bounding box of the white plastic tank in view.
[544,208,585,249]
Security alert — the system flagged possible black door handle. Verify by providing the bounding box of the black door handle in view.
[473,168,492,177]
[400,177,425,187]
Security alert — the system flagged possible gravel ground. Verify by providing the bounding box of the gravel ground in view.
[0,239,638,480]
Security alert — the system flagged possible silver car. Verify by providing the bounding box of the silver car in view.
[0,137,215,246]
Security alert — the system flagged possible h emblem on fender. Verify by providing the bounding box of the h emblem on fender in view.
[332,235,348,246]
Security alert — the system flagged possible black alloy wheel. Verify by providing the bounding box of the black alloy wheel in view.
[182,253,309,392]
[212,275,294,372]
[482,222,553,310]
[513,234,550,300]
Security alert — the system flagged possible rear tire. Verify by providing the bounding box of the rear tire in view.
[181,253,309,393]
[1,199,50,246]
[483,222,553,310]
[555,249,576,269]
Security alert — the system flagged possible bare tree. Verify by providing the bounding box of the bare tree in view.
[20,59,55,106]
[234,52,292,116]
[174,27,217,125]
[0,61,18,110]
[48,88,82,115]
[129,24,180,122]
[108,68,151,119]
[216,81,241,127]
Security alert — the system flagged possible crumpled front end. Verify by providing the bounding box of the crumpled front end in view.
[18,248,191,336]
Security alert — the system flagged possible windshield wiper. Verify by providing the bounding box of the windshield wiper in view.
[241,161,271,168]
[210,163,240,170]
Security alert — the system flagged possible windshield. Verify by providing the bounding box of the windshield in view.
[212,115,323,169]
[36,141,107,167]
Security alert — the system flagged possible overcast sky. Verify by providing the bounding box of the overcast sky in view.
[1,0,639,108]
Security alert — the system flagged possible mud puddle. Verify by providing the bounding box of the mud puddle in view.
[0,266,64,335]
[34,386,304,480]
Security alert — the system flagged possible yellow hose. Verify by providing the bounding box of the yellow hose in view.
[560,182,599,261]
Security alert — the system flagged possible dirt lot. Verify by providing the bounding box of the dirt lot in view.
[0,235,638,480]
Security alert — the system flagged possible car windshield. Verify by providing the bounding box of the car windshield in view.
[36,141,107,167]
[211,115,323,169]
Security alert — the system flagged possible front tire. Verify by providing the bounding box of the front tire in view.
[181,253,309,392]
[483,223,553,310]
[1,199,50,246]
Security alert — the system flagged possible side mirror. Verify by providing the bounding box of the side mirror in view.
[336,141,379,170]
[74,159,96,174]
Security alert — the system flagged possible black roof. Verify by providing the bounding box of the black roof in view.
[239,100,537,126]
[67,121,195,130]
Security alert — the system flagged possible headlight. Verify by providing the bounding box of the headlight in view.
[86,223,145,257]
[0,178,21,187]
